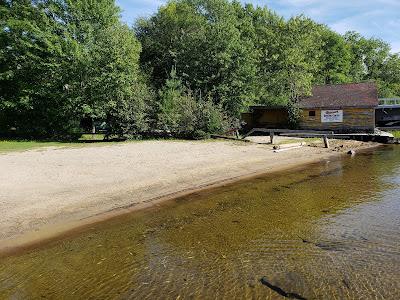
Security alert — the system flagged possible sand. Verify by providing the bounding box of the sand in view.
[0,138,378,251]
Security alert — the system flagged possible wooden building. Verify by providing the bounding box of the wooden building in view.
[241,106,288,131]
[242,82,378,133]
[298,82,378,133]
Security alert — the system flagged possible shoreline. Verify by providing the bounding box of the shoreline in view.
[0,140,383,257]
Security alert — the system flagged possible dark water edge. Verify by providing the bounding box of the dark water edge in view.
[0,146,399,299]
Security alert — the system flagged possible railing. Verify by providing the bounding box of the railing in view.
[379,98,400,106]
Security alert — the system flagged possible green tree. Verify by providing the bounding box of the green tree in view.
[377,53,400,97]
[136,0,258,117]
[3,0,400,139]
[255,15,322,124]
[157,68,229,138]
[157,67,186,133]
[0,0,150,138]
[344,31,400,97]
[317,28,352,84]
[0,0,76,137]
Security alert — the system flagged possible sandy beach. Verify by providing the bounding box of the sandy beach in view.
[0,138,378,252]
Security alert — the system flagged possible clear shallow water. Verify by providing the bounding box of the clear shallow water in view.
[0,146,400,299]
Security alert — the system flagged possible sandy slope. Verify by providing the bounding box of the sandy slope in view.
[0,139,376,247]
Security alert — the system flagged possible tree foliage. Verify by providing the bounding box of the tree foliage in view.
[0,0,149,138]
[157,67,229,139]
[136,0,258,116]
[1,0,400,139]
[138,0,400,126]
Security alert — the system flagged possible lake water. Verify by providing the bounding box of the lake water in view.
[0,146,399,299]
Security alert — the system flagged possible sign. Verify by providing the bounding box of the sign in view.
[321,110,343,123]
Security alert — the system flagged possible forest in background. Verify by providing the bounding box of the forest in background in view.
[1,0,400,139]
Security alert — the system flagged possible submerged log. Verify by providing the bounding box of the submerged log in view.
[260,277,307,300]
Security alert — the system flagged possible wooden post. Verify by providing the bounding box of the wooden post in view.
[323,135,330,148]
[270,131,275,144]
[92,123,96,140]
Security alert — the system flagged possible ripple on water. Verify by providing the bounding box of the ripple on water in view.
[0,147,400,299]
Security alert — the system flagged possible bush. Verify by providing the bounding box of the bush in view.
[193,96,229,137]
[157,73,230,139]
[192,130,209,140]
[286,101,301,129]
[106,80,153,138]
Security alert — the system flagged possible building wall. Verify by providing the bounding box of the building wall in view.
[299,108,375,132]
[241,109,289,131]
[241,112,254,128]
[253,109,288,128]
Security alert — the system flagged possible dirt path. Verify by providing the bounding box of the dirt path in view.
[0,139,378,251]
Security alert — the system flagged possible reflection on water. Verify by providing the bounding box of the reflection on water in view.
[0,147,400,299]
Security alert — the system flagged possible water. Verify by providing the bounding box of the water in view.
[0,146,400,299]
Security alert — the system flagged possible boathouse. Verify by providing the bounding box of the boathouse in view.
[242,82,378,133]
[298,82,378,133]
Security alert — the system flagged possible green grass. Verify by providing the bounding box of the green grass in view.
[78,133,106,141]
[0,140,70,153]
[0,137,217,153]
[391,131,400,138]
[0,139,135,153]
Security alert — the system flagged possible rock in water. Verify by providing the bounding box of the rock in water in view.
[347,150,356,155]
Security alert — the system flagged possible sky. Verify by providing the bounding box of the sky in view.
[116,0,400,53]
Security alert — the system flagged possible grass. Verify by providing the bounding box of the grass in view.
[277,138,304,145]
[0,134,126,153]
[0,139,137,153]
[0,137,219,154]
[78,133,106,141]
[0,140,70,153]
[304,137,324,143]
[276,137,322,145]
[391,130,400,138]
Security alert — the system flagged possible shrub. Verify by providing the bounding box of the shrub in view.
[106,80,153,138]
[286,101,301,129]
[157,72,230,139]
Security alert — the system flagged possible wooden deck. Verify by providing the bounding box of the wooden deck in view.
[243,128,395,144]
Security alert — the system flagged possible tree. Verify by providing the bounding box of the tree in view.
[0,0,151,138]
[3,0,400,139]
[136,0,258,117]
[251,15,323,126]
[157,67,229,138]
[237,4,284,105]
[157,67,186,133]
[377,54,400,97]
[0,0,76,137]
[317,28,352,84]
[344,31,400,97]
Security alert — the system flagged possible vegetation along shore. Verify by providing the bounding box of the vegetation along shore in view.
[1,0,400,140]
